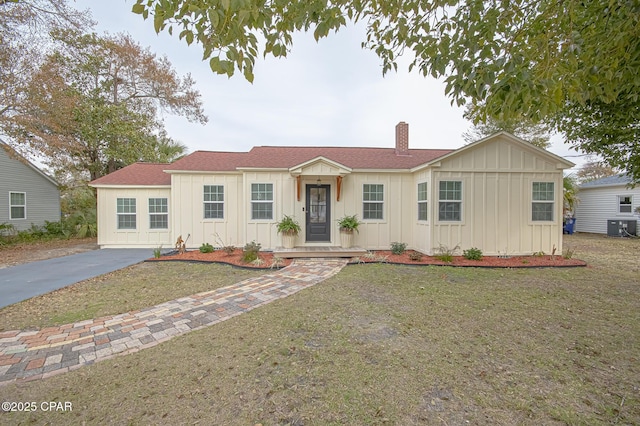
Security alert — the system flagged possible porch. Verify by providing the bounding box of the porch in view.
[273,246,367,259]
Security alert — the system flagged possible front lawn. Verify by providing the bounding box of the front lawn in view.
[0,234,638,425]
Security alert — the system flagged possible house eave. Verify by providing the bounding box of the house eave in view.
[89,184,171,189]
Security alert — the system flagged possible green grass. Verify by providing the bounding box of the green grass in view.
[0,234,638,425]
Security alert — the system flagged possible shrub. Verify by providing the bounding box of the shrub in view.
[563,247,575,259]
[463,247,483,261]
[409,251,423,261]
[153,245,163,258]
[434,243,460,263]
[213,232,235,255]
[242,241,261,263]
[390,242,407,255]
[199,243,214,253]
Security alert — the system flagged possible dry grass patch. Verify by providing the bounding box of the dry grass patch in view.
[0,234,639,425]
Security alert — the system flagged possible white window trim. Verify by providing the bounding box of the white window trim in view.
[116,198,137,230]
[250,183,274,221]
[531,182,555,222]
[203,185,225,220]
[362,183,385,221]
[149,198,169,229]
[437,180,463,223]
[9,191,26,220]
[417,182,428,222]
[618,195,633,215]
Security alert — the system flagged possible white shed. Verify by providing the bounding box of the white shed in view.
[575,174,640,235]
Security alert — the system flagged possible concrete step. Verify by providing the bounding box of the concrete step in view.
[273,246,368,259]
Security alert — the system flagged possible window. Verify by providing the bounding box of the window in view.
[251,183,273,220]
[438,181,462,221]
[532,182,554,221]
[149,198,168,229]
[204,185,224,219]
[619,196,632,214]
[9,192,26,220]
[417,182,428,221]
[363,184,384,220]
[117,198,136,229]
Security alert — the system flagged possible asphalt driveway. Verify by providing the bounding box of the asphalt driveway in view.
[0,249,152,309]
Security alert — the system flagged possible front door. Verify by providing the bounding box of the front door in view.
[306,184,331,242]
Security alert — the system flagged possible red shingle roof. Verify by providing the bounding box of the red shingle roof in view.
[90,146,454,186]
[90,163,171,186]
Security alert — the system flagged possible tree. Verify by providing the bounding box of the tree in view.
[462,105,551,149]
[132,0,640,181]
[8,30,206,180]
[576,158,618,184]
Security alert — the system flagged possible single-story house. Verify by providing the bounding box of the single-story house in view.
[89,123,574,255]
[0,141,61,231]
[575,174,639,236]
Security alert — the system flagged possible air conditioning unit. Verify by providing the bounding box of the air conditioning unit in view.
[607,219,637,237]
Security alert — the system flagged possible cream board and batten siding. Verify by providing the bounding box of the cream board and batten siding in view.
[426,134,570,255]
[95,186,172,248]
[168,172,243,249]
[575,185,640,234]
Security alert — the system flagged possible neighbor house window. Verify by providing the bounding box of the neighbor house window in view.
[417,182,428,221]
[363,184,384,220]
[532,182,554,221]
[117,198,136,229]
[149,198,168,229]
[438,181,462,221]
[9,192,26,220]
[618,196,632,214]
[251,183,273,220]
[204,185,224,219]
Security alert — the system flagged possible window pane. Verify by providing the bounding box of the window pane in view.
[363,184,383,201]
[252,203,273,220]
[532,203,553,221]
[418,202,428,221]
[10,192,25,205]
[117,198,136,213]
[118,214,136,229]
[532,182,554,201]
[363,203,383,220]
[149,214,168,229]
[204,203,224,219]
[619,196,632,213]
[439,181,461,200]
[204,185,224,202]
[10,206,25,219]
[251,183,273,201]
[417,182,428,201]
[439,202,461,221]
[149,198,168,213]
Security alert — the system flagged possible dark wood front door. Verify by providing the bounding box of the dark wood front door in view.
[306,184,331,242]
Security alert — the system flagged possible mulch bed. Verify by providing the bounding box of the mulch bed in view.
[148,249,587,269]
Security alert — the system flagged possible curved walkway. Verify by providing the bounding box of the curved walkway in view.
[0,258,348,386]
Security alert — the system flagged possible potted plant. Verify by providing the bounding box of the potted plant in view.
[276,215,301,249]
[337,214,361,248]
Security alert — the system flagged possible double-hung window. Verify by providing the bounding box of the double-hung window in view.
[204,185,224,219]
[149,198,168,229]
[438,181,462,221]
[417,182,428,221]
[618,196,632,214]
[532,182,554,221]
[117,198,136,229]
[251,183,273,220]
[9,192,26,220]
[363,184,384,220]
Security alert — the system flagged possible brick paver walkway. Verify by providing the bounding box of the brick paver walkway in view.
[0,258,348,386]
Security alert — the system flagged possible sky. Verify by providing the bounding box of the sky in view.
[74,0,585,171]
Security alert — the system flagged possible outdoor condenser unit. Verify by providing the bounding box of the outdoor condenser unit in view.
[607,219,638,237]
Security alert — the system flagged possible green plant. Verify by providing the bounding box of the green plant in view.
[463,247,483,261]
[434,243,460,263]
[270,257,285,269]
[408,251,423,261]
[199,243,214,253]
[153,245,163,259]
[276,215,301,235]
[242,240,261,263]
[337,214,361,233]
[390,242,407,255]
[563,247,575,259]
[533,251,545,257]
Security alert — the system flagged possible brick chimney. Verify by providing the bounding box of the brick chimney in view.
[395,121,409,155]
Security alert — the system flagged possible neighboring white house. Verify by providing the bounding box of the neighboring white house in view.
[89,123,574,255]
[575,174,639,236]
[0,141,61,231]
